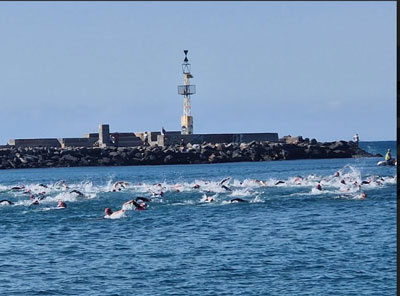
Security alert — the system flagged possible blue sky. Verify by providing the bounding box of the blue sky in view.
[0,1,396,144]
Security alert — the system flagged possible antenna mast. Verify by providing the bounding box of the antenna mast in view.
[178,50,196,135]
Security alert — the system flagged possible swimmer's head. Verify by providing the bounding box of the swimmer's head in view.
[140,202,147,208]
[105,208,112,215]
[58,200,66,208]
[387,149,391,152]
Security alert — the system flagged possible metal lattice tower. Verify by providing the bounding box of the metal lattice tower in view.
[178,50,196,135]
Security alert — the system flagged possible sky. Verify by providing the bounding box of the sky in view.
[0,1,396,144]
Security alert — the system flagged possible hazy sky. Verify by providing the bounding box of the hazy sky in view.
[0,1,396,144]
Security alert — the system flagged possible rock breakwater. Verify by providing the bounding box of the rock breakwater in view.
[0,138,380,170]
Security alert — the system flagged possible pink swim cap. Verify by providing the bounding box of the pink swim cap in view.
[58,201,67,208]
[105,208,112,215]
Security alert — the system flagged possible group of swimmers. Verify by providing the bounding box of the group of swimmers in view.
[104,178,250,218]
[1,169,395,217]
[0,180,84,208]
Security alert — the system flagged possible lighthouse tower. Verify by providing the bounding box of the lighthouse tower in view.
[178,50,196,135]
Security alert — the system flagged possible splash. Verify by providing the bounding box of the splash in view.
[0,164,396,210]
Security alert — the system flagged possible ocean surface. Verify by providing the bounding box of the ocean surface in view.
[0,141,396,295]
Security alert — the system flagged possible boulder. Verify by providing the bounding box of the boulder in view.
[60,154,79,163]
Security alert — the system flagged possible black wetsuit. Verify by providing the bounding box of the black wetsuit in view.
[130,200,146,210]
[221,185,232,191]
[10,186,24,191]
[0,200,14,205]
[230,198,248,203]
[218,177,231,186]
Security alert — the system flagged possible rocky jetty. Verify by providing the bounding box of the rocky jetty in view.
[0,136,381,170]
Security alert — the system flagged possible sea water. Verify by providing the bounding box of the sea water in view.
[0,141,396,295]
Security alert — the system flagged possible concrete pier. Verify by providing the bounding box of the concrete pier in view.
[7,124,279,149]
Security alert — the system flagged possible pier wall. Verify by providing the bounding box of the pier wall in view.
[7,124,279,148]
[158,132,279,146]
[8,138,61,148]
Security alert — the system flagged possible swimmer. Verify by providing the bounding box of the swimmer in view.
[135,196,151,203]
[275,180,285,185]
[30,200,39,206]
[221,185,232,191]
[255,180,266,186]
[230,198,248,203]
[193,184,200,189]
[70,190,84,196]
[38,184,48,188]
[57,200,67,209]
[37,193,47,201]
[111,181,130,192]
[104,207,126,219]
[356,192,367,199]
[122,200,147,211]
[293,176,303,184]
[10,185,25,191]
[151,191,164,197]
[55,180,68,189]
[340,179,346,185]
[201,195,216,203]
[333,171,340,177]
[315,184,322,191]
[0,199,14,205]
[153,183,166,190]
